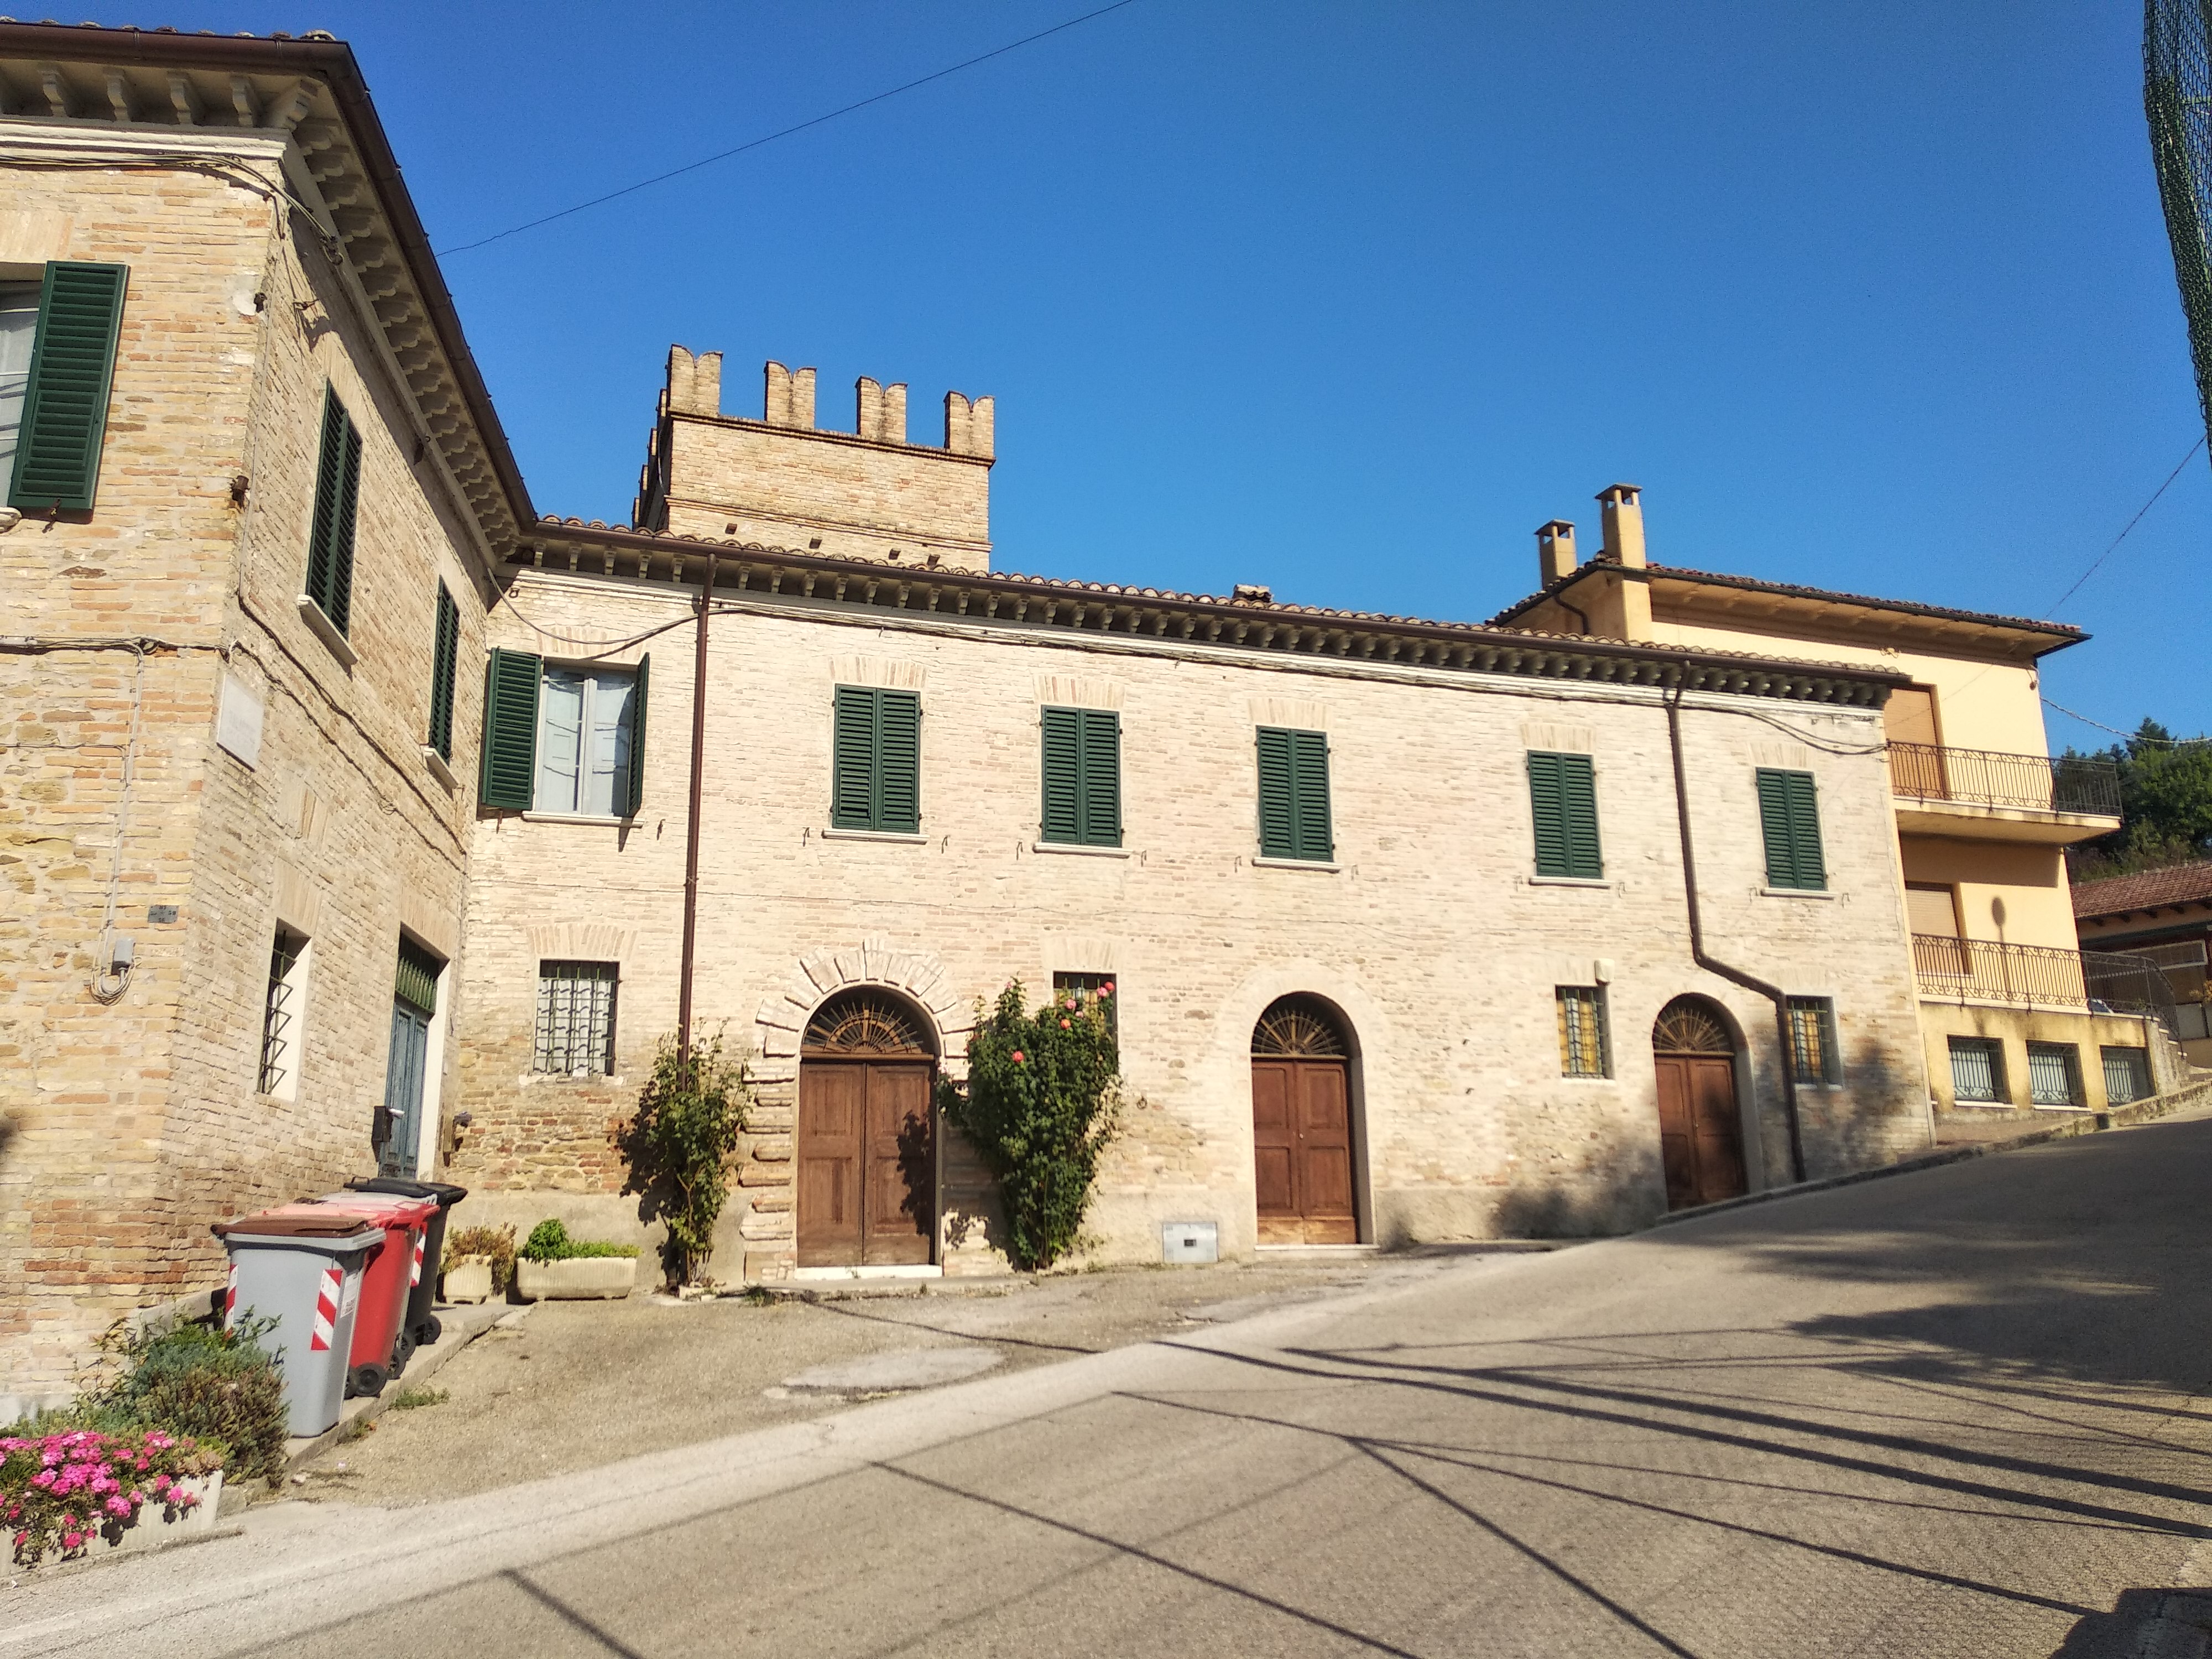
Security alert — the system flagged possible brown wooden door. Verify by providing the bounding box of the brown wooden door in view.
[1654,1055,1747,1211]
[798,1059,935,1266]
[1252,1058,1358,1244]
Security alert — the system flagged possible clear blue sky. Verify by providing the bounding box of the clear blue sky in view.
[105,2,2212,743]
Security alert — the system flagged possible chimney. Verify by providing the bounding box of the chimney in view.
[856,377,908,444]
[1536,519,1578,586]
[1595,483,1645,568]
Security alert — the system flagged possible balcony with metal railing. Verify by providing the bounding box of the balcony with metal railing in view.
[1912,935,2175,1024]
[1887,743,2121,843]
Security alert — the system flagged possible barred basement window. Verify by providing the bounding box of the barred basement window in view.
[1052,971,1120,1053]
[535,961,618,1077]
[1556,986,1609,1078]
[2101,1045,2151,1104]
[1948,1036,2005,1104]
[1788,997,1841,1085]
[258,928,311,1100]
[2027,1042,2084,1107]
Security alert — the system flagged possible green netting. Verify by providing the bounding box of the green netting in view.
[2147,0,2212,458]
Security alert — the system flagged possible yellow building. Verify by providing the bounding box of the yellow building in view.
[1493,486,2180,1121]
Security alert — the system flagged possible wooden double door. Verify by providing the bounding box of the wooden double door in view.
[796,1058,936,1266]
[1654,1053,1747,1211]
[1251,1058,1358,1244]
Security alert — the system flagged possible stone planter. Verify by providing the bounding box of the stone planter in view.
[33,1470,225,1569]
[515,1255,637,1301]
[441,1258,494,1304]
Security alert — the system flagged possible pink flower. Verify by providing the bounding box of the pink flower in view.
[105,1496,131,1518]
[61,1531,82,1551]
[1010,1051,1025,1064]
[1101,982,1114,995]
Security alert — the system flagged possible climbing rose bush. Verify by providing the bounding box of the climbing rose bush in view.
[941,979,1123,1270]
[2,1427,218,1567]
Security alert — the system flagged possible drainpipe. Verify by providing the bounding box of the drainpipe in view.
[676,554,716,1060]
[1665,685,1808,1184]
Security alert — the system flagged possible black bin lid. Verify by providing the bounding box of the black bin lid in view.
[344,1176,468,1206]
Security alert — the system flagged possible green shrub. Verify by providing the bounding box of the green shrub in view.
[75,1316,288,1485]
[617,1028,751,1285]
[940,979,1123,1270]
[442,1223,517,1291]
[520,1219,639,1262]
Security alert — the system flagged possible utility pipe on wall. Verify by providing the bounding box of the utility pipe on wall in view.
[676,554,716,1059]
[1665,686,1808,1185]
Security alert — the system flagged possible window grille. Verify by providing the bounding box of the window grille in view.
[1053,972,1119,1050]
[258,929,307,1096]
[1788,997,1841,1085]
[1557,987,1609,1078]
[1948,1037,2004,1104]
[535,961,618,1076]
[2026,1042,2083,1107]
[2101,1045,2151,1105]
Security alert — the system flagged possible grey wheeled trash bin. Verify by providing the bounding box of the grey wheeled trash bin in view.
[211,1208,384,1438]
[342,1177,468,1348]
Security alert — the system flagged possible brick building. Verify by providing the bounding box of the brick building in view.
[2,20,2146,1400]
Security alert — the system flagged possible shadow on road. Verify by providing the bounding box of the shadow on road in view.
[2043,1587,2212,1657]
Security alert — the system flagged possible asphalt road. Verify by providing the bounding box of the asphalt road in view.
[10,1109,2212,1658]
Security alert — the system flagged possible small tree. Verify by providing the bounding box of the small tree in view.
[619,1027,750,1286]
[941,980,1122,1271]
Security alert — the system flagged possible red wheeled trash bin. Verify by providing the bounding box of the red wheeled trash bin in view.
[210,1209,383,1437]
[309,1192,435,1396]
[342,1177,468,1347]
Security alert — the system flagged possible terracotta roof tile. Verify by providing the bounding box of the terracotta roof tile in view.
[2072,862,2212,918]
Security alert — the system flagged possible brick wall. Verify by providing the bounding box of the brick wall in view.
[0,139,491,1393]
[451,571,1933,1277]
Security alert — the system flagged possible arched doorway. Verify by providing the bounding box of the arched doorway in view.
[1651,997,1749,1211]
[1250,995,1359,1244]
[797,988,937,1267]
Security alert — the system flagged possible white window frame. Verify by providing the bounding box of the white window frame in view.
[0,279,40,494]
[534,664,638,819]
[257,929,312,1101]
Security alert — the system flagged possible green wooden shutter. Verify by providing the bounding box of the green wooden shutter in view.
[1288,729,1333,860]
[1256,727,1297,858]
[623,654,650,818]
[1077,709,1121,847]
[479,648,541,811]
[1528,752,1569,877]
[8,262,128,512]
[394,937,442,1017]
[306,386,363,633]
[427,583,460,761]
[832,686,879,831]
[1040,707,1083,843]
[1757,768,1826,889]
[877,688,921,833]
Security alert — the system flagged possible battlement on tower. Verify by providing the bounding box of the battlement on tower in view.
[633,347,994,571]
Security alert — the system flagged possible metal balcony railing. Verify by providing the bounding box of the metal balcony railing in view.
[1912,935,2177,1024]
[1887,743,2121,816]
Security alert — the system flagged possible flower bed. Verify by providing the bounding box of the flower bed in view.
[3,1427,222,1567]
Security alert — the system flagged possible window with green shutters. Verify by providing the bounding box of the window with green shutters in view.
[831,686,922,834]
[1755,768,1827,890]
[1526,751,1602,879]
[478,649,649,817]
[427,583,460,762]
[7,262,128,513]
[305,385,363,634]
[1039,706,1121,847]
[1256,727,1332,862]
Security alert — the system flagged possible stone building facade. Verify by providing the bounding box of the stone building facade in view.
[0,25,519,1401]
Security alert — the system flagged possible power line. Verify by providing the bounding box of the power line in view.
[2043,434,2205,615]
[2042,696,2210,748]
[436,0,1145,257]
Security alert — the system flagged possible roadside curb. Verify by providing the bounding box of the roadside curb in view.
[1651,1077,2212,1229]
[277,1301,525,1475]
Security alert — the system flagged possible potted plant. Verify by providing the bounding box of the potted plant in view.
[439,1224,516,1305]
[513,1219,640,1301]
